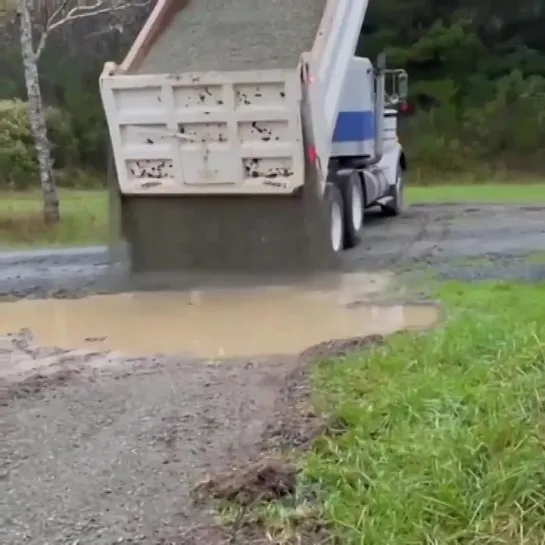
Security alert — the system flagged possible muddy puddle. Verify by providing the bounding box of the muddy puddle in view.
[0,273,438,358]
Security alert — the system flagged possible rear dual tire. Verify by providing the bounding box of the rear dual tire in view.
[324,183,344,253]
[340,172,364,249]
[325,173,365,253]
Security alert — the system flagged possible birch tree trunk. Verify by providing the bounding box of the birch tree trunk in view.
[17,0,60,224]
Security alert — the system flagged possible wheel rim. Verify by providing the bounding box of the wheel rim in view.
[330,199,343,252]
[350,181,364,231]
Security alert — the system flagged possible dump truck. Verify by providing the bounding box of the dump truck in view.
[99,0,408,277]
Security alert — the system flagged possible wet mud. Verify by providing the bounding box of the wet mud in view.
[2,202,545,544]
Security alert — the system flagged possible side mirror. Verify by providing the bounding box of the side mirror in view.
[398,72,408,100]
[376,52,387,70]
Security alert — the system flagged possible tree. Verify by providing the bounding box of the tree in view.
[15,0,148,223]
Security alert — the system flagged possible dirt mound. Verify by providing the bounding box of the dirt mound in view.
[300,334,385,361]
[262,334,385,451]
[189,335,385,543]
[194,334,385,506]
[193,457,297,507]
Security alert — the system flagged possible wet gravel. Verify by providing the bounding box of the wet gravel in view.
[1,330,299,545]
[343,203,545,281]
[2,203,545,301]
[2,202,545,544]
[136,0,326,73]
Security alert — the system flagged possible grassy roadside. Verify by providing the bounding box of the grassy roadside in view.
[0,189,108,247]
[1,182,544,248]
[261,281,545,543]
[409,182,545,204]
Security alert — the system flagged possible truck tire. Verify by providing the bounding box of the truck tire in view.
[325,182,344,253]
[381,164,404,217]
[339,171,364,248]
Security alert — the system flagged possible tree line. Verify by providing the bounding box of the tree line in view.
[362,0,545,179]
[1,0,545,218]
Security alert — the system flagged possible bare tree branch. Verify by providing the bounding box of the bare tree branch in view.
[35,0,150,58]
[35,0,70,57]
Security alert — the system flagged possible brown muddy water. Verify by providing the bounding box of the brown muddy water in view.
[0,273,438,358]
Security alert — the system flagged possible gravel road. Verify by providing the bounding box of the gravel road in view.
[2,203,545,300]
[1,202,545,545]
[343,203,545,281]
[2,331,297,545]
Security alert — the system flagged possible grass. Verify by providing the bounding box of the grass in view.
[0,189,108,247]
[408,182,545,204]
[260,281,545,544]
[0,180,544,248]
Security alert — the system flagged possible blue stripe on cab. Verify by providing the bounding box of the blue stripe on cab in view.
[332,110,375,143]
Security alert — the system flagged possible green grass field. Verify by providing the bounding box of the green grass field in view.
[409,182,545,203]
[257,282,545,544]
[0,189,108,247]
[1,182,544,247]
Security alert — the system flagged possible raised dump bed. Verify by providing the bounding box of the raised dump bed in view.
[134,0,328,73]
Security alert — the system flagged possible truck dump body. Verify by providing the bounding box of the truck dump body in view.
[135,0,327,73]
[103,0,370,279]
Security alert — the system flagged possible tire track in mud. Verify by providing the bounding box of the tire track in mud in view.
[1,203,545,545]
[344,203,545,282]
[354,207,451,271]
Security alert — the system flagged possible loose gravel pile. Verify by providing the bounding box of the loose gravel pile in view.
[135,0,327,73]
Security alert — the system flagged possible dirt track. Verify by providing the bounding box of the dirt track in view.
[344,202,545,279]
[2,203,545,545]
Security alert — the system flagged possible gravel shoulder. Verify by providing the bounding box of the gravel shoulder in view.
[1,331,300,545]
[1,202,545,544]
